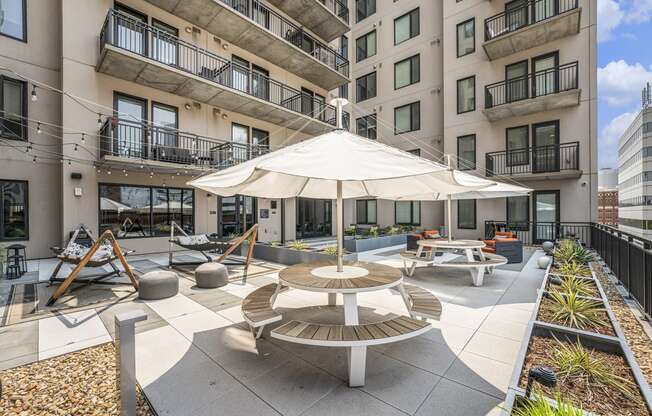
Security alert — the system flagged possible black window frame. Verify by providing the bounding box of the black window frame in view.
[0,76,28,141]
[457,75,476,114]
[356,30,377,63]
[456,18,475,58]
[395,201,421,225]
[506,125,530,167]
[356,199,377,224]
[98,183,195,239]
[394,101,420,134]
[0,179,28,241]
[356,0,376,23]
[356,114,377,140]
[506,195,530,227]
[0,0,27,42]
[394,8,420,45]
[457,134,476,170]
[356,71,377,102]
[457,199,477,230]
[394,54,420,90]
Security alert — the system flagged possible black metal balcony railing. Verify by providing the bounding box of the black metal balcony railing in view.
[485,142,579,177]
[99,118,269,169]
[484,0,579,41]
[219,0,349,75]
[320,0,350,23]
[100,10,349,127]
[485,61,578,109]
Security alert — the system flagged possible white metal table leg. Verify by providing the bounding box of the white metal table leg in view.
[465,248,475,262]
[472,266,486,286]
[343,293,359,325]
[328,293,337,306]
[348,346,367,387]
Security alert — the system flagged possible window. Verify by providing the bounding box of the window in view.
[356,0,376,22]
[99,184,194,238]
[151,102,178,148]
[356,30,376,62]
[457,134,476,170]
[456,18,475,57]
[356,72,377,102]
[339,36,349,99]
[0,77,27,140]
[0,180,27,240]
[151,20,178,65]
[0,0,25,41]
[394,54,420,89]
[457,76,475,114]
[394,8,419,45]
[507,196,529,225]
[356,114,377,140]
[457,199,476,229]
[395,201,420,225]
[506,126,529,166]
[356,200,377,224]
[394,102,420,134]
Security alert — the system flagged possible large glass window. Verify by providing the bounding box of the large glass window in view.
[152,102,178,148]
[394,54,420,89]
[0,180,27,240]
[457,199,476,229]
[356,114,377,140]
[395,201,420,225]
[356,200,377,224]
[507,196,529,225]
[356,30,376,62]
[457,76,476,114]
[356,72,376,102]
[506,126,529,166]
[356,0,376,22]
[457,134,476,170]
[151,19,178,65]
[394,102,420,134]
[394,8,419,45]
[0,77,26,140]
[99,184,194,238]
[0,0,25,41]
[456,18,475,57]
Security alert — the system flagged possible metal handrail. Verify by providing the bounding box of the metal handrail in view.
[484,0,579,41]
[485,61,578,109]
[485,141,580,177]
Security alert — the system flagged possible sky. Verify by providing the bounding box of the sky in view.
[597,0,652,168]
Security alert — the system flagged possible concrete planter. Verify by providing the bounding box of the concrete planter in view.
[343,234,407,252]
[242,242,358,265]
[503,257,652,414]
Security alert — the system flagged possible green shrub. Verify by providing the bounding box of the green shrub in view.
[323,246,338,256]
[549,275,595,297]
[553,240,594,265]
[345,226,357,236]
[549,291,608,330]
[290,240,308,250]
[554,261,592,278]
[512,392,583,416]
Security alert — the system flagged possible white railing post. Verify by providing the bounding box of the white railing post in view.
[115,310,147,416]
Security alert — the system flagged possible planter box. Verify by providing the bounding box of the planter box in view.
[242,242,358,265]
[503,258,652,414]
[343,234,407,252]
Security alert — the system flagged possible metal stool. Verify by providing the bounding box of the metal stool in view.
[7,244,27,275]
[6,263,21,279]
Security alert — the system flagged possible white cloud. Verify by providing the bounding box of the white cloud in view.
[599,111,638,168]
[598,60,652,106]
[598,0,625,41]
[625,0,652,23]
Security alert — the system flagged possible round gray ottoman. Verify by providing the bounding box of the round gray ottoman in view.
[195,262,229,288]
[542,241,555,254]
[138,270,179,300]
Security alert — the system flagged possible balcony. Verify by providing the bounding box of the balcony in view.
[97,10,345,136]
[142,0,350,90]
[485,141,581,181]
[266,0,349,41]
[483,61,580,121]
[483,0,581,60]
[99,118,269,172]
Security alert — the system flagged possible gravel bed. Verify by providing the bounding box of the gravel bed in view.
[593,262,652,387]
[0,343,154,416]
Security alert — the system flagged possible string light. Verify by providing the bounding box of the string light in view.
[32,156,37,163]
[97,114,103,130]
[68,159,72,166]
[107,170,111,175]
[81,133,85,143]
[31,85,37,102]
[73,143,78,151]
[36,122,41,134]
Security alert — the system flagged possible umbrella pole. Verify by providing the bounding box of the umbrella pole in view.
[447,194,452,242]
[337,180,343,272]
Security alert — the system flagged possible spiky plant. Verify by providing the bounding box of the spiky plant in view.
[553,240,594,265]
[549,291,608,330]
[323,246,338,256]
[513,392,583,416]
[555,339,639,400]
[549,275,595,297]
[290,240,308,250]
[554,261,592,278]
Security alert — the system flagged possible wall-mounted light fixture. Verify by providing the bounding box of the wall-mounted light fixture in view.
[184,103,192,110]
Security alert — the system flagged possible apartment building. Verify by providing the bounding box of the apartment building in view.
[597,167,618,226]
[0,0,350,258]
[618,106,652,237]
[443,0,597,242]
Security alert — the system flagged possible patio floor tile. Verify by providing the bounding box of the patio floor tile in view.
[302,385,406,416]
[95,300,167,338]
[485,305,534,325]
[464,332,522,365]
[423,320,476,352]
[0,320,38,370]
[443,351,514,398]
[144,293,206,320]
[38,309,111,360]
[168,309,233,340]
[379,336,458,376]
[191,382,281,416]
[415,378,503,416]
[439,302,492,330]
[478,314,529,342]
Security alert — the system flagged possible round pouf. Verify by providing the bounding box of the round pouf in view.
[537,256,552,270]
[138,270,179,300]
[542,241,555,254]
[194,262,229,288]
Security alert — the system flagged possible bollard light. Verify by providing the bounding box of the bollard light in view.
[525,366,556,398]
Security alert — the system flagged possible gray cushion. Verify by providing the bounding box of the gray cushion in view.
[139,270,179,300]
[195,262,229,288]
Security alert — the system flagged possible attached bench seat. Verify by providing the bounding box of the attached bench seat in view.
[436,253,508,286]
[402,284,442,320]
[241,283,284,338]
[400,250,434,277]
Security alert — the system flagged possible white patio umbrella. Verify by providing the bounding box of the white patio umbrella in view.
[189,100,498,272]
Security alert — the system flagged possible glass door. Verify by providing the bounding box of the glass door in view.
[301,87,315,117]
[151,103,178,161]
[505,61,528,103]
[151,20,178,66]
[231,55,250,93]
[533,0,557,22]
[532,121,559,173]
[533,191,559,243]
[251,128,269,157]
[114,4,147,55]
[219,196,257,237]
[505,0,528,32]
[296,198,332,239]
[251,64,269,101]
[231,123,250,164]
[532,52,558,97]
[114,93,147,158]
[506,126,529,169]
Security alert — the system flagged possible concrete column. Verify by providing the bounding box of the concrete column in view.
[115,310,147,416]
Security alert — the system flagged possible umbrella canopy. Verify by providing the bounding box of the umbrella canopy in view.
[189,129,497,199]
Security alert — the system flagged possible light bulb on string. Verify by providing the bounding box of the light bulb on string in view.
[81,133,85,143]
[107,170,111,175]
[32,156,37,164]
[74,143,78,152]
[31,85,38,102]
[36,122,42,134]
[68,159,72,166]
[97,114,103,130]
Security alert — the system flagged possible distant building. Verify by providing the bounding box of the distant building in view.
[598,168,618,226]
